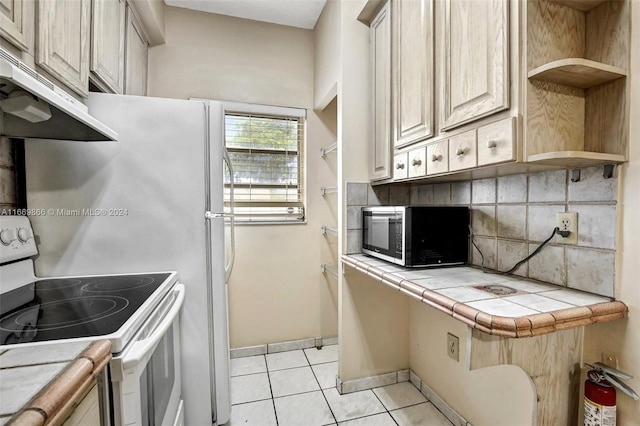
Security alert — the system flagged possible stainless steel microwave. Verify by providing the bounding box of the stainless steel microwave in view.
[361,206,469,267]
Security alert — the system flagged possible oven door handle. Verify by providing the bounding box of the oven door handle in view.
[122,284,185,370]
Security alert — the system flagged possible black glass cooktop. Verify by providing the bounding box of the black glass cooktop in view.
[0,273,171,345]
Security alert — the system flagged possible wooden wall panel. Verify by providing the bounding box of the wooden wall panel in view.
[470,327,583,426]
[585,0,629,68]
[585,79,627,154]
[527,0,585,70]
[526,80,585,156]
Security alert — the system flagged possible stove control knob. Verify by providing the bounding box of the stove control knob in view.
[17,228,34,243]
[0,229,17,246]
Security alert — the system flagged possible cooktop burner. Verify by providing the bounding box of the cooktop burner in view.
[0,273,170,345]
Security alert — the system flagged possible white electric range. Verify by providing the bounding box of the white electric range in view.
[0,215,185,426]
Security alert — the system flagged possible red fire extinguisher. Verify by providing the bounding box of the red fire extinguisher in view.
[584,362,639,426]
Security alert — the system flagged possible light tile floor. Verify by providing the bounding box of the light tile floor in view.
[227,345,453,426]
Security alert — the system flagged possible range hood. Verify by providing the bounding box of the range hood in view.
[0,49,117,141]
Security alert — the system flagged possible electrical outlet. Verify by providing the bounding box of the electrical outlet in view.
[447,333,459,361]
[556,212,578,245]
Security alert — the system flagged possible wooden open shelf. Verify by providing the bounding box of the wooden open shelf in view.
[528,58,626,89]
[527,151,626,167]
[547,0,608,12]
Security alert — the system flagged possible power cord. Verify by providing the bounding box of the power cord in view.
[469,225,561,275]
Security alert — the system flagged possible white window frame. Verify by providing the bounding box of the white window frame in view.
[222,101,307,225]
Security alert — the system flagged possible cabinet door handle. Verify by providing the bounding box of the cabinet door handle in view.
[431,154,442,162]
[412,158,422,166]
[396,163,405,170]
[456,147,466,156]
[487,140,498,149]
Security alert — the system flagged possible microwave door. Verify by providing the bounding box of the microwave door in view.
[370,217,391,250]
[363,210,403,264]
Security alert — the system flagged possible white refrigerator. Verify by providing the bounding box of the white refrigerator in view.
[24,93,233,425]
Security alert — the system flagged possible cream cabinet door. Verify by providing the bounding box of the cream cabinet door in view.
[37,0,91,97]
[125,6,149,96]
[0,0,34,53]
[441,0,509,131]
[393,0,435,149]
[369,2,392,181]
[91,0,126,94]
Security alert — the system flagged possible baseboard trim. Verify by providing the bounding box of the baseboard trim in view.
[337,369,471,426]
[230,336,338,359]
[336,369,410,394]
[411,370,471,426]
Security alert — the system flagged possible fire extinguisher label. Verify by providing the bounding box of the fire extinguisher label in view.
[584,397,616,426]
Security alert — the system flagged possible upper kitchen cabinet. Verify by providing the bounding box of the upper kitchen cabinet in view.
[369,2,393,181]
[440,0,509,131]
[366,0,630,184]
[90,0,126,94]
[37,0,91,97]
[393,0,435,149]
[124,5,149,96]
[525,0,629,167]
[0,0,34,54]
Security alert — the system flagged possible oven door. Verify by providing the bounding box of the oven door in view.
[110,284,185,426]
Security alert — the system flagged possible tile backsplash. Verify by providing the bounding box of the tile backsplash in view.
[0,137,16,209]
[346,166,618,298]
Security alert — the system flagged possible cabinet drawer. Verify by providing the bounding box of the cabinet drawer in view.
[393,153,409,180]
[449,130,477,171]
[477,117,516,166]
[426,141,449,175]
[408,147,426,178]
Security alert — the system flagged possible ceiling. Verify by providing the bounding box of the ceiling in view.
[163,0,327,30]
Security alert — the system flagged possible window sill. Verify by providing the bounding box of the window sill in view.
[234,220,308,226]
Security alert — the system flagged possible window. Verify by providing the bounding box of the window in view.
[224,103,305,223]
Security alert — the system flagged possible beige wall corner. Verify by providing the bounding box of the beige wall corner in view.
[314,0,340,110]
[410,302,537,426]
[582,2,640,424]
[129,0,166,46]
[147,7,337,348]
[339,272,410,381]
[334,0,390,381]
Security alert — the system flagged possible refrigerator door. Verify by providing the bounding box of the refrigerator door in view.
[205,101,231,424]
[25,93,220,425]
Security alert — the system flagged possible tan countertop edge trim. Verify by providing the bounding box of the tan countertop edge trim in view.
[7,340,112,426]
[342,255,629,338]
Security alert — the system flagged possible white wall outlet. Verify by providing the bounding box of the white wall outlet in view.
[556,212,578,245]
[447,333,459,361]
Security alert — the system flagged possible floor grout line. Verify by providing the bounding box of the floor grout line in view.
[304,348,339,425]
[369,388,400,426]
[231,348,454,425]
[263,354,279,426]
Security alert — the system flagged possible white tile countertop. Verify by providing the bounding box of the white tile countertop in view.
[342,254,628,338]
[0,340,111,425]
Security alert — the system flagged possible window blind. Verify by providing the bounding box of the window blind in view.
[224,111,305,223]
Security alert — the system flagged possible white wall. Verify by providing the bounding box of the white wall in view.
[314,0,340,109]
[329,0,409,381]
[582,2,640,423]
[410,303,537,426]
[147,6,338,347]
